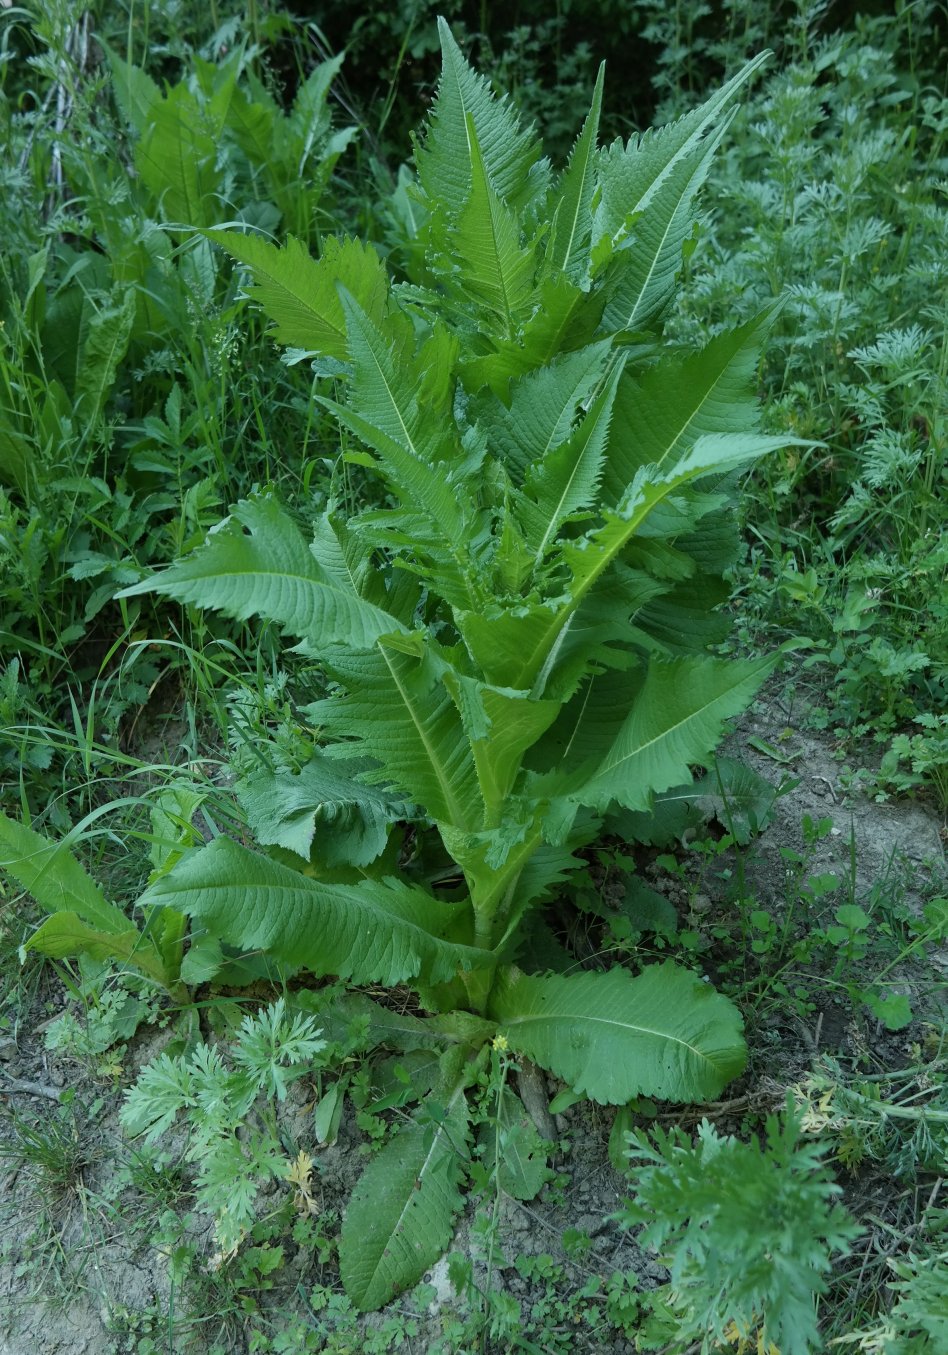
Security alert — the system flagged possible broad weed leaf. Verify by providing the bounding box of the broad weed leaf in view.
[118,495,405,651]
[340,1054,472,1310]
[141,838,494,988]
[490,963,746,1104]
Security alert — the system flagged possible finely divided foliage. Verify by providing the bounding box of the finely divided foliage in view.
[120,23,789,1307]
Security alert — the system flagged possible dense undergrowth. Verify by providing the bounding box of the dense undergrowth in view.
[0,2,946,1353]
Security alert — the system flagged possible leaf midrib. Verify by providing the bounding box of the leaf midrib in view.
[502,1009,723,1066]
[592,669,754,783]
[357,1080,467,1299]
[379,646,476,830]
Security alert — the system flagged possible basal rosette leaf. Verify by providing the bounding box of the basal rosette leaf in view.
[0,811,177,988]
[141,838,494,988]
[340,1054,472,1310]
[490,963,746,1104]
[0,810,127,934]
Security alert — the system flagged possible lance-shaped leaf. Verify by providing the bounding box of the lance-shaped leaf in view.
[118,495,405,650]
[477,340,611,481]
[562,434,795,618]
[460,434,783,697]
[478,1085,550,1200]
[518,354,626,562]
[136,82,222,226]
[443,674,561,813]
[591,52,769,270]
[310,637,484,831]
[449,113,536,330]
[104,44,161,135]
[598,112,733,333]
[141,838,494,987]
[603,311,773,499]
[340,1053,473,1310]
[205,231,388,359]
[416,18,547,220]
[546,61,605,281]
[0,810,127,934]
[0,811,173,988]
[568,653,776,812]
[24,913,173,988]
[319,300,477,600]
[490,963,746,1104]
[460,273,607,397]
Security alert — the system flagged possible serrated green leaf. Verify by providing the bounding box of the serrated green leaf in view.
[142,838,494,988]
[599,114,732,332]
[135,83,221,225]
[104,44,161,135]
[519,354,626,562]
[591,53,770,276]
[479,1086,550,1200]
[603,312,774,500]
[568,654,776,812]
[76,289,137,426]
[206,232,388,359]
[24,911,170,987]
[118,495,405,650]
[449,113,536,330]
[477,341,611,480]
[0,810,128,936]
[546,61,605,281]
[416,18,547,221]
[237,754,403,867]
[491,963,746,1104]
[340,1063,472,1310]
[309,638,484,831]
[443,675,560,814]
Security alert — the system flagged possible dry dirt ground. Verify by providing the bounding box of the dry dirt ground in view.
[1,686,944,1355]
